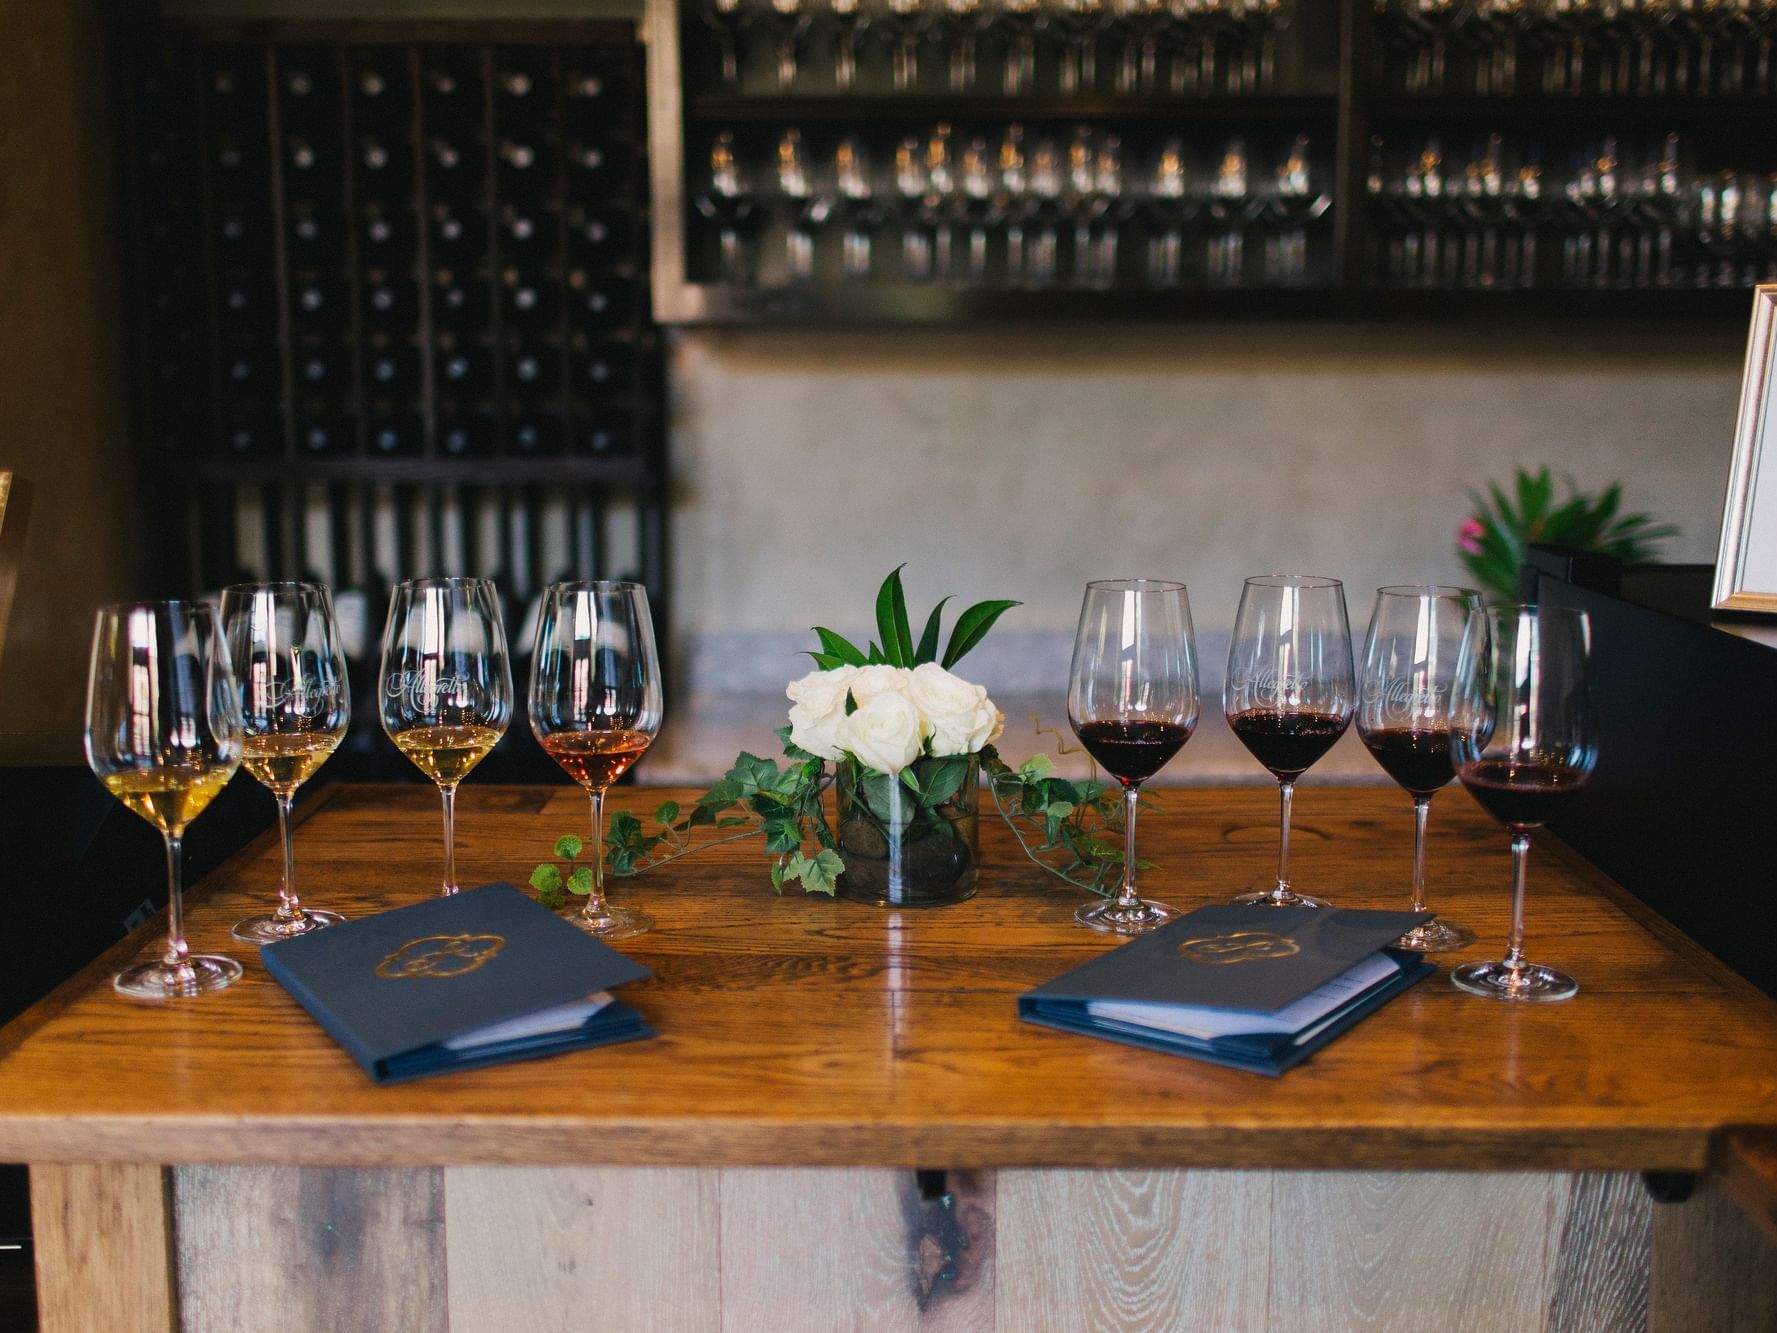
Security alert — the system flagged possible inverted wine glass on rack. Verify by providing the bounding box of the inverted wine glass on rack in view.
[1356,584,1479,953]
[1224,574,1355,909]
[221,581,350,943]
[379,577,512,897]
[1450,604,1598,1001]
[85,601,244,998]
[1067,579,1200,934]
[529,580,664,940]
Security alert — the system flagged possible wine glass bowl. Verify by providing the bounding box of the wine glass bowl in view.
[222,582,351,943]
[379,577,512,897]
[86,601,245,998]
[1067,578,1200,934]
[1356,584,1480,952]
[1224,573,1355,909]
[1450,603,1598,1001]
[529,580,664,940]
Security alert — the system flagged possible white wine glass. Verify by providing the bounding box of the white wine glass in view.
[221,582,351,942]
[85,601,244,998]
[529,580,663,939]
[380,577,512,896]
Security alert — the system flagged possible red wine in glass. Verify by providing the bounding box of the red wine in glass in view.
[1356,584,1480,952]
[1223,575,1355,909]
[1451,604,1597,1002]
[1067,580,1200,935]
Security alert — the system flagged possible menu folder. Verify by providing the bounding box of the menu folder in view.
[261,881,654,1084]
[1019,906,1436,1076]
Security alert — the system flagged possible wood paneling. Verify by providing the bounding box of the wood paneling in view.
[0,0,141,764]
[997,1169,1269,1331]
[1651,1176,1777,1333]
[444,1167,718,1332]
[172,1166,446,1333]
[1547,1171,1651,1333]
[29,1163,175,1333]
[0,785,1776,1172]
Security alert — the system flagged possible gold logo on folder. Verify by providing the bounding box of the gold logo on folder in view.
[1177,931,1300,965]
[375,933,507,980]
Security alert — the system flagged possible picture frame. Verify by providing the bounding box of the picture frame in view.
[1714,285,1777,613]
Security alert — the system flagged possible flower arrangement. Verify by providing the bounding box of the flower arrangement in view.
[1458,467,1678,602]
[531,568,1152,905]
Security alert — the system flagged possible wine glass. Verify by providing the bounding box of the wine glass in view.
[1356,585,1480,952]
[529,581,663,939]
[221,582,351,942]
[1450,604,1598,1001]
[1067,579,1200,934]
[85,601,244,998]
[1224,574,1356,909]
[379,578,512,897]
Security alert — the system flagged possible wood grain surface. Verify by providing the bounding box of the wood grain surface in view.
[29,1163,174,1333]
[1,782,1775,1170]
[173,1166,446,1333]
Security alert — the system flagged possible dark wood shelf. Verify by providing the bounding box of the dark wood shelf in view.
[686,92,1341,124]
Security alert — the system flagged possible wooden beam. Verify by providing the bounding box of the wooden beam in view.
[30,1163,175,1333]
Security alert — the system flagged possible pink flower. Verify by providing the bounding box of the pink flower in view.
[1457,517,1485,556]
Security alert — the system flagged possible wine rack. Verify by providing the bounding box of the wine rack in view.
[121,22,666,778]
[647,0,1777,321]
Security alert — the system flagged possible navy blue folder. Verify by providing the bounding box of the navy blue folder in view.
[261,881,654,1084]
[1019,906,1436,1076]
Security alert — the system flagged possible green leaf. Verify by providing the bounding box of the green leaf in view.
[899,765,924,796]
[867,640,885,665]
[775,723,819,763]
[814,626,868,667]
[875,565,913,667]
[716,816,750,828]
[553,834,584,862]
[918,757,969,807]
[762,817,801,853]
[1018,753,1055,781]
[566,866,595,896]
[914,596,953,665]
[655,800,681,826]
[530,863,563,894]
[941,599,1021,668]
[803,652,845,671]
[801,848,844,895]
[725,752,779,797]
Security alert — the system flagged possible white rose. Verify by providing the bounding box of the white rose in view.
[785,665,856,760]
[908,662,999,757]
[840,690,926,775]
[847,664,913,706]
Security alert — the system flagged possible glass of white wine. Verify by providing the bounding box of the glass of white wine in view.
[379,577,512,896]
[221,582,351,942]
[85,600,244,998]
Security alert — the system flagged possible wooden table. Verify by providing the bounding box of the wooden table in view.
[5,782,1777,1331]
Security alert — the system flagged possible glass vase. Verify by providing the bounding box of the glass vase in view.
[834,754,980,907]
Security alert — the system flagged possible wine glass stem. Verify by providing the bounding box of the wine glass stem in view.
[1505,830,1531,976]
[1410,796,1430,914]
[161,831,191,971]
[1116,784,1141,909]
[276,793,303,921]
[586,787,610,917]
[440,784,459,896]
[1273,779,1295,903]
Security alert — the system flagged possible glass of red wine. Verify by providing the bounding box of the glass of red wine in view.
[1067,579,1199,934]
[1224,574,1355,908]
[1357,585,1480,952]
[1450,604,1597,1001]
[529,580,663,939]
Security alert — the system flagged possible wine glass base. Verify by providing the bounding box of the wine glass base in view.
[1076,897,1177,935]
[1395,918,1475,953]
[1231,889,1329,909]
[1452,958,1578,1002]
[114,954,243,1000]
[233,909,345,944]
[566,904,653,941]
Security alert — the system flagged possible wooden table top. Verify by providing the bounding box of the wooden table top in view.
[0,780,1773,1172]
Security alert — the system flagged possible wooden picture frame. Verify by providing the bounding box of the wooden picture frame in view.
[1715,285,1777,613]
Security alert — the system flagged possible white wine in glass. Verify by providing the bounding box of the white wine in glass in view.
[379,578,512,896]
[86,600,244,998]
[222,582,350,942]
